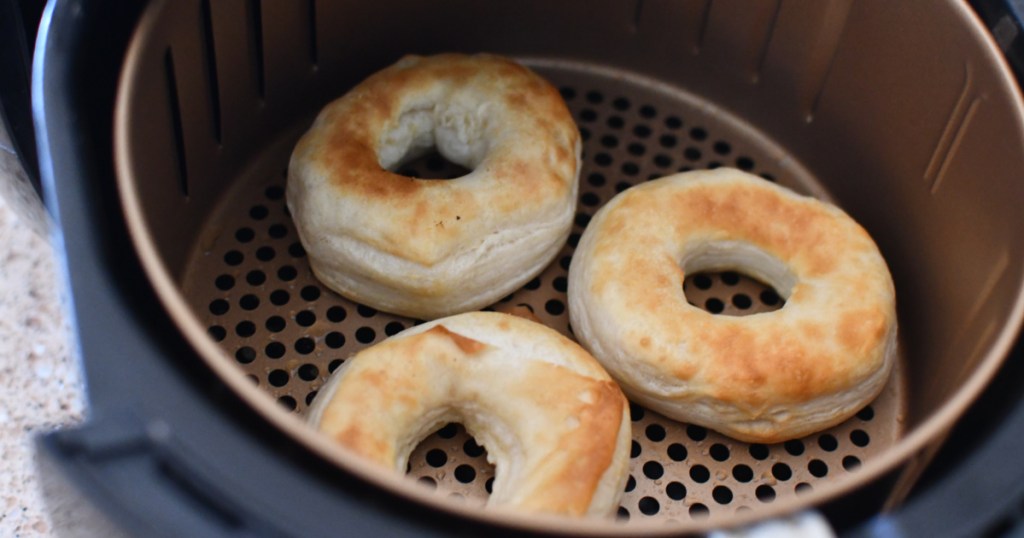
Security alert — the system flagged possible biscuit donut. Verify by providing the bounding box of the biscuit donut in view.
[306,311,631,517]
[568,169,897,443]
[287,54,580,319]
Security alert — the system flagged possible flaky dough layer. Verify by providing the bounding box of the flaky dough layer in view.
[568,169,898,443]
[287,54,580,319]
[307,312,631,517]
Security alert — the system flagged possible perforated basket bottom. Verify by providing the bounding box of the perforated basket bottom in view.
[183,63,905,526]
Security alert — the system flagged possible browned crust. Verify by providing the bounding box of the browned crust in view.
[290,53,579,265]
[508,366,626,515]
[576,170,896,437]
[314,313,628,515]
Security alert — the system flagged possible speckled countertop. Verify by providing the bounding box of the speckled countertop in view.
[0,124,86,537]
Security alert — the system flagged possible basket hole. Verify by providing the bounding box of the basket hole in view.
[808,459,829,477]
[235,227,255,243]
[297,364,319,382]
[642,461,664,480]
[629,402,645,421]
[268,369,289,387]
[638,496,660,516]
[265,316,286,333]
[709,443,730,462]
[208,326,226,342]
[265,342,285,359]
[268,224,288,239]
[215,274,235,291]
[325,331,345,349]
[235,346,256,364]
[235,321,255,338]
[209,299,229,315]
[645,424,666,442]
[270,288,290,305]
[755,485,776,503]
[732,464,753,482]
[240,294,260,310]
[667,443,687,462]
[712,486,733,505]
[426,449,447,467]
[631,440,642,458]
[850,429,870,447]
[277,396,296,411]
[689,503,710,519]
[772,463,793,481]
[300,285,320,301]
[326,306,347,322]
[246,270,266,286]
[295,310,316,327]
[463,439,485,458]
[277,266,297,282]
[666,481,686,500]
[689,465,710,483]
[355,327,376,344]
[293,338,315,355]
[625,475,637,492]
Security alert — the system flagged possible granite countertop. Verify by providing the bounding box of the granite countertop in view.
[0,125,86,537]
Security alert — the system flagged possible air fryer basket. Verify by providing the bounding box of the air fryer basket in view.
[111,0,1024,534]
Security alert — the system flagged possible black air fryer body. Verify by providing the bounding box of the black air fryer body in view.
[6,0,1024,536]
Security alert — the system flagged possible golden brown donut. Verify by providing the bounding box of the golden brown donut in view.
[306,311,631,517]
[568,169,897,443]
[287,54,580,319]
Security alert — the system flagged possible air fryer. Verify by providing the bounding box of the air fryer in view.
[8,0,1024,536]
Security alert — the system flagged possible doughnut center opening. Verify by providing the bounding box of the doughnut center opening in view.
[681,242,794,317]
[407,422,496,505]
[396,150,471,180]
[379,105,491,180]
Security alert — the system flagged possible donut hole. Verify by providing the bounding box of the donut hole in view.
[397,150,471,180]
[406,422,495,505]
[379,105,490,180]
[681,243,793,317]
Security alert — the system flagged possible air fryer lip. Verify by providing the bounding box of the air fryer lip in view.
[110,0,1024,535]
